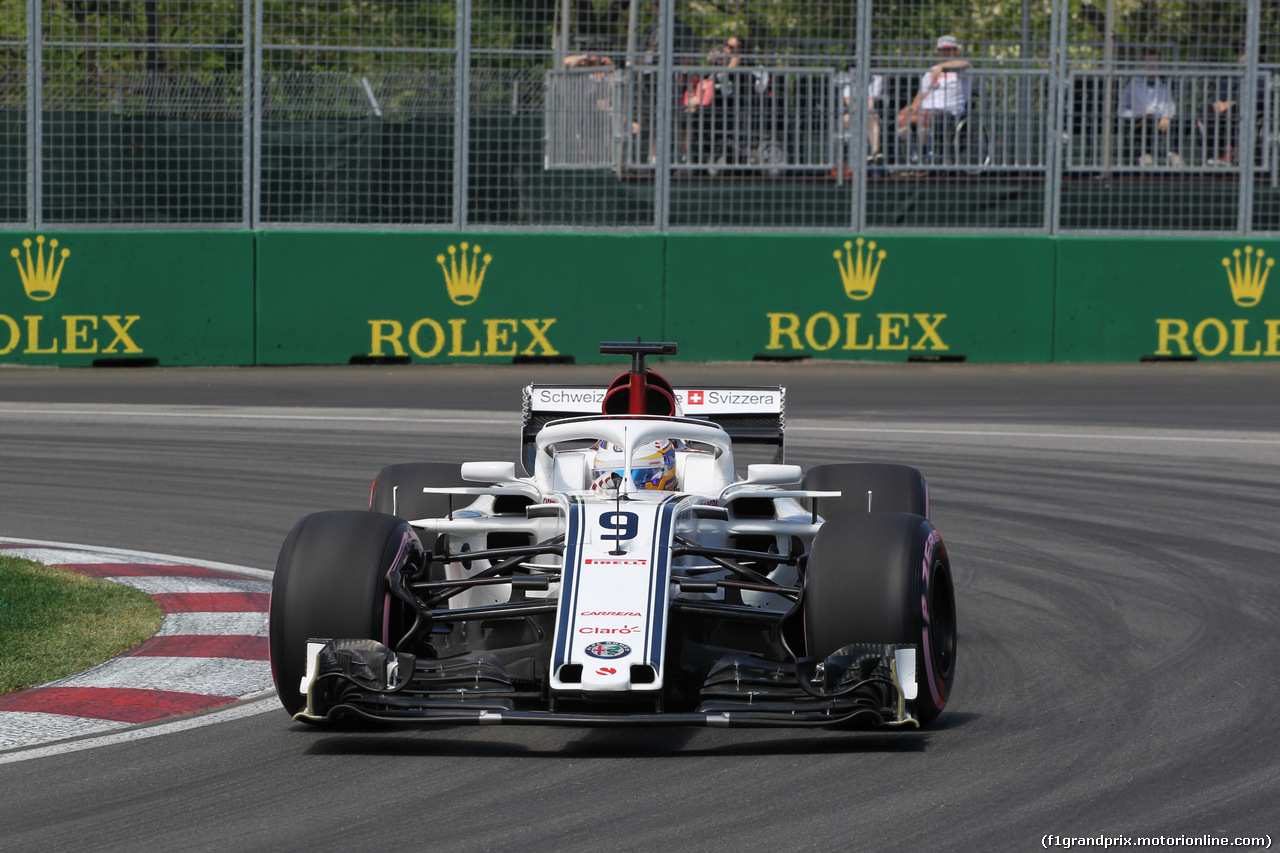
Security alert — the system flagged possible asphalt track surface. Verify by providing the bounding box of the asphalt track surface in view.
[0,362,1278,852]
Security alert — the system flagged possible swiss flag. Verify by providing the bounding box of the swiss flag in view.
[687,390,704,405]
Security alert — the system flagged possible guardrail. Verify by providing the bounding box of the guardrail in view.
[855,69,1050,175]
[1064,69,1279,181]
[547,66,1055,178]
[547,66,839,176]
[546,64,1277,185]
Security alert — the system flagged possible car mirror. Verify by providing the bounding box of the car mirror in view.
[461,461,518,483]
[743,464,802,486]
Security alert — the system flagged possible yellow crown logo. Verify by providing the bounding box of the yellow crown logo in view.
[11,236,70,302]
[1222,246,1274,308]
[834,238,886,301]
[436,242,492,306]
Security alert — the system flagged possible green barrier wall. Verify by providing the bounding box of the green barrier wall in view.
[0,231,255,366]
[4,230,1280,366]
[666,234,1056,362]
[255,232,666,364]
[1055,237,1280,361]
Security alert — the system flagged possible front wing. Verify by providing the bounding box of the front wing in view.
[294,639,923,728]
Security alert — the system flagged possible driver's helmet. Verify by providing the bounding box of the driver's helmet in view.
[590,440,677,493]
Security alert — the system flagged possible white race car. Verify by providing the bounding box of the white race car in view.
[269,341,956,729]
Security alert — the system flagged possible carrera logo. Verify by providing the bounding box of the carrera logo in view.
[366,241,561,361]
[584,558,648,566]
[1154,245,1280,358]
[580,611,642,617]
[763,237,948,355]
[3,235,145,358]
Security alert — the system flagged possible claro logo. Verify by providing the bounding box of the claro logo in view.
[1155,246,1280,358]
[764,238,948,354]
[3,236,143,357]
[367,241,559,360]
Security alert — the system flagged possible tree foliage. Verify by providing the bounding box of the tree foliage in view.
[1,0,1275,83]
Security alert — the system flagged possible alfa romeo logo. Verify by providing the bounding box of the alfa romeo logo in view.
[585,641,631,659]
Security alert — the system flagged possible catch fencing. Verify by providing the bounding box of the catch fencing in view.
[1,0,1278,235]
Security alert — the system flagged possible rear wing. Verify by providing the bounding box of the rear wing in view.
[521,384,786,471]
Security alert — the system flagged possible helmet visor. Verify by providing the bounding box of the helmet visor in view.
[630,465,666,490]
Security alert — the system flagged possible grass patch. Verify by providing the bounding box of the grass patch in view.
[0,555,162,696]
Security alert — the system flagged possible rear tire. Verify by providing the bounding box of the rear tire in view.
[369,462,467,521]
[804,512,956,726]
[803,462,928,519]
[268,510,421,716]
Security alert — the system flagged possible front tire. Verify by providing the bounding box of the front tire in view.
[803,462,929,519]
[268,510,421,716]
[804,512,956,726]
[369,462,467,522]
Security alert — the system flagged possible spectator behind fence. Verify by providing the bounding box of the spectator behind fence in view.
[564,52,614,70]
[844,60,885,164]
[896,35,971,163]
[1205,42,1269,166]
[706,36,762,96]
[682,37,758,165]
[1117,49,1184,167]
[631,4,697,165]
[563,51,616,117]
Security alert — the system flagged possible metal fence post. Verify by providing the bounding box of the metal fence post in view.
[654,1,673,231]
[850,0,873,233]
[26,0,40,229]
[1099,0,1116,184]
[248,0,259,229]
[454,0,472,230]
[1238,0,1262,236]
[1046,0,1067,235]
[1017,0,1033,169]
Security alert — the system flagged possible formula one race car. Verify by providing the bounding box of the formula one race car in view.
[268,341,956,729]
